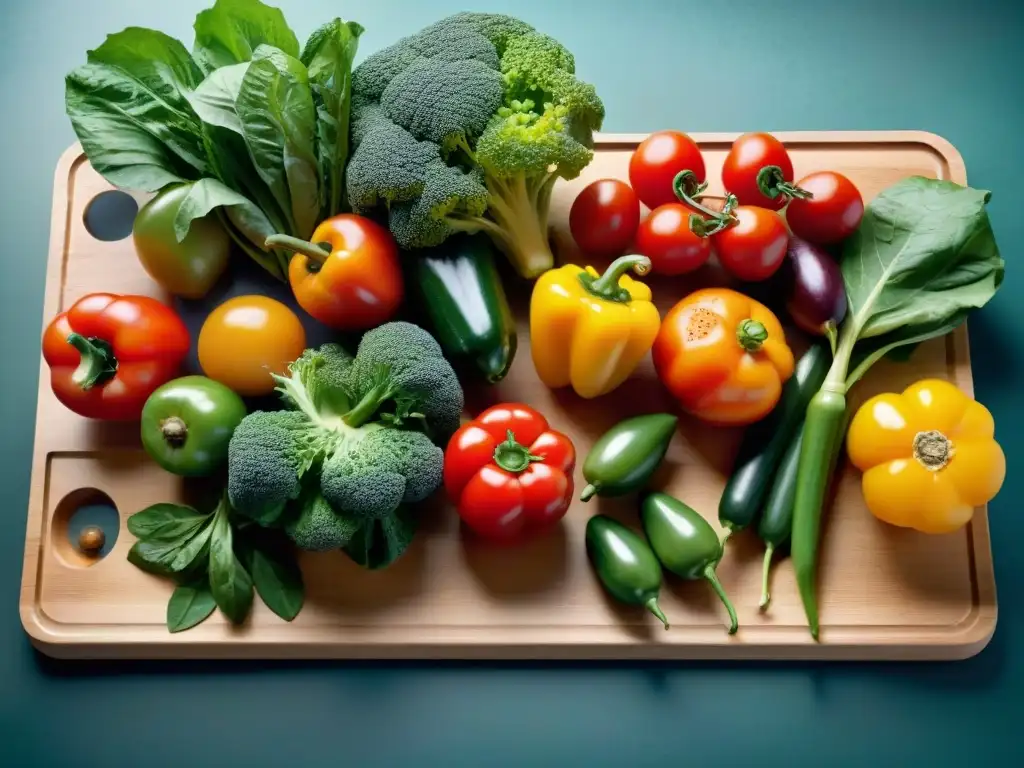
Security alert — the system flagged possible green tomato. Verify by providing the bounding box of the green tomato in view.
[132,184,231,299]
[141,376,247,477]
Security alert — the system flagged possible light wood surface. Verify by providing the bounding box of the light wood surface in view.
[20,131,996,660]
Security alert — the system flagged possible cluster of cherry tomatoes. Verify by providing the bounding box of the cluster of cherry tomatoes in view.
[569,130,865,283]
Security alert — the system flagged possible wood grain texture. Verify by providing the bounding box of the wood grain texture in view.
[20,132,996,660]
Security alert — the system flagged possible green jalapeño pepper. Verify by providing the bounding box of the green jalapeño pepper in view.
[413,233,517,384]
[641,492,738,634]
[585,514,669,629]
[580,413,678,501]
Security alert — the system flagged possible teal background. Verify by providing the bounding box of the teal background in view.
[1,0,1019,764]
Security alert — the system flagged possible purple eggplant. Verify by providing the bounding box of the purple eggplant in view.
[784,236,847,336]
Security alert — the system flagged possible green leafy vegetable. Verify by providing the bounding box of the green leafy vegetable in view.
[167,581,218,633]
[789,175,1006,639]
[64,0,363,282]
[126,489,304,633]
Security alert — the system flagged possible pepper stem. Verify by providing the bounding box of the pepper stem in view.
[736,319,769,352]
[673,170,738,238]
[161,416,188,448]
[580,483,600,502]
[756,165,814,202]
[492,429,544,474]
[580,255,651,303]
[66,333,117,390]
[645,596,670,630]
[703,564,739,635]
[264,234,333,270]
[912,430,953,471]
[759,544,775,610]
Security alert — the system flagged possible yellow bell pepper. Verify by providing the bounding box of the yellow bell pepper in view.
[846,378,1005,534]
[529,255,661,399]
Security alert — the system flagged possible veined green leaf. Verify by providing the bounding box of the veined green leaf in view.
[192,0,300,74]
[127,503,210,542]
[208,504,254,624]
[167,580,217,633]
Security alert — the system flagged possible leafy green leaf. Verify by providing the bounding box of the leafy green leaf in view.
[846,311,970,387]
[173,177,276,248]
[241,532,304,621]
[840,176,1005,342]
[65,27,207,191]
[127,503,210,542]
[188,62,250,132]
[342,505,418,571]
[236,47,320,238]
[300,19,363,219]
[128,516,215,576]
[208,505,254,624]
[167,580,217,633]
[192,0,300,75]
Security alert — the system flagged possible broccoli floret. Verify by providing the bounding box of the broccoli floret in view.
[346,12,604,278]
[225,323,463,563]
[285,488,360,552]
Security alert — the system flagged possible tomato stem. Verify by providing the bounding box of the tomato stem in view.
[493,429,544,473]
[756,165,814,202]
[264,234,334,271]
[579,254,651,303]
[66,332,117,390]
[160,416,188,448]
[673,171,738,238]
[736,319,769,352]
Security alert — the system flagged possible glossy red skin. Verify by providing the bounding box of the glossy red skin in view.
[785,171,865,244]
[42,293,191,420]
[569,179,641,257]
[713,206,791,282]
[443,403,576,543]
[635,203,713,275]
[628,130,706,211]
[721,132,794,211]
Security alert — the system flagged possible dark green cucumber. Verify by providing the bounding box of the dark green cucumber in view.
[718,342,830,543]
[756,421,803,610]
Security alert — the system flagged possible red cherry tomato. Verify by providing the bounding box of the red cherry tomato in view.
[721,132,796,211]
[635,203,713,275]
[629,130,706,210]
[713,206,790,282]
[569,179,641,257]
[785,171,865,245]
[443,403,576,543]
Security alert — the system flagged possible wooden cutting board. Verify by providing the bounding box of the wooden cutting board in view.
[20,131,996,660]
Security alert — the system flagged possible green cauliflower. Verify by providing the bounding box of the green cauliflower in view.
[226,322,463,568]
[346,11,604,279]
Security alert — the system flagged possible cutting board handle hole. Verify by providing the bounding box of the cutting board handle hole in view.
[83,190,138,242]
[50,488,120,568]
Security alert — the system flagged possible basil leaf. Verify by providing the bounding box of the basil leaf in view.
[301,19,363,219]
[840,176,1005,341]
[127,503,210,542]
[208,506,254,624]
[65,27,207,191]
[192,0,300,75]
[342,505,418,571]
[167,580,217,633]
[237,47,320,238]
[244,536,304,621]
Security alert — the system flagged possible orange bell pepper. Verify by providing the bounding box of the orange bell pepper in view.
[846,378,1005,534]
[652,287,795,425]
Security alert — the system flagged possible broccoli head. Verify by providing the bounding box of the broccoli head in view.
[347,12,604,278]
[225,322,463,567]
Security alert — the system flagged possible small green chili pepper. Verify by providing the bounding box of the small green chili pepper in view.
[585,514,669,629]
[641,492,738,635]
[580,413,678,501]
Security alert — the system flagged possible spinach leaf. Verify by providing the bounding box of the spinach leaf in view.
[188,61,249,133]
[208,504,254,624]
[192,0,300,75]
[237,47,320,238]
[127,503,210,542]
[840,176,1004,342]
[127,516,214,576]
[301,19,363,219]
[241,532,304,621]
[65,27,207,191]
[167,579,217,633]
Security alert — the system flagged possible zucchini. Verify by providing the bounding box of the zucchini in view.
[717,342,830,542]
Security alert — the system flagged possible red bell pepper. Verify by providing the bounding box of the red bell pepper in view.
[42,293,191,420]
[443,403,576,542]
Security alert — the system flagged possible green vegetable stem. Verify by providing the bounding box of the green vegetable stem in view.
[789,176,1005,640]
[580,414,678,502]
[641,493,738,635]
[585,515,670,629]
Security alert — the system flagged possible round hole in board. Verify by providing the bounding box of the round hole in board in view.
[50,488,120,568]
[83,190,138,242]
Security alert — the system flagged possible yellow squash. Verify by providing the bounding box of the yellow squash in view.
[846,378,1005,534]
[529,255,661,399]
